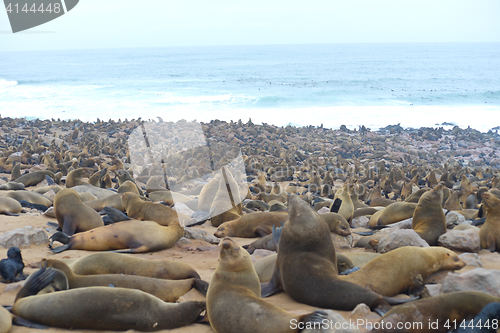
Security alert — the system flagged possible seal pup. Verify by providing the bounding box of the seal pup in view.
[207,238,328,333]
[412,182,447,246]
[479,192,500,251]
[0,247,27,283]
[262,194,415,313]
[12,267,206,331]
[121,192,187,226]
[65,252,201,279]
[214,211,288,238]
[50,219,184,253]
[43,259,206,302]
[53,188,104,235]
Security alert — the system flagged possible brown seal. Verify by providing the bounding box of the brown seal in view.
[12,269,205,331]
[371,291,500,333]
[479,192,500,251]
[339,247,465,296]
[84,193,125,212]
[369,202,417,227]
[3,190,52,207]
[206,238,327,333]
[117,180,141,195]
[261,194,415,313]
[64,252,200,280]
[53,188,104,235]
[65,168,88,188]
[14,170,54,187]
[412,182,446,246]
[43,259,204,302]
[334,184,354,221]
[319,212,351,236]
[0,196,22,216]
[50,219,184,253]
[214,211,288,238]
[116,169,144,196]
[0,305,11,333]
[121,192,186,226]
[0,182,25,191]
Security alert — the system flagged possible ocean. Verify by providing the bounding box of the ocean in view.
[0,43,499,131]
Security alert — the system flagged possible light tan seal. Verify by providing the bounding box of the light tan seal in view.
[214,211,288,238]
[84,193,125,212]
[44,259,204,302]
[50,219,183,253]
[53,188,104,235]
[369,202,417,227]
[207,238,328,333]
[12,268,205,331]
[339,246,465,296]
[14,170,54,187]
[121,192,188,226]
[412,182,447,246]
[479,192,500,251]
[64,252,200,280]
[0,196,22,216]
[3,190,52,207]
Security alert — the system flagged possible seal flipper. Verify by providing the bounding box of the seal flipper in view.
[193,279,209,295]
[45,175,56,186]
[49,232,71,253]
[330,198,342,213]
[20,200,48,212]
[2,211,19,216]
[15,267,55,301]
[353,231,374,236]
[12,316,49,330]
[299,310,329,333]
[101,206,130,225]
[272,222,284,251]
[261,264,283,297]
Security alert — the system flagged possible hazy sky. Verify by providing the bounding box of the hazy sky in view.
[1,0,500,51]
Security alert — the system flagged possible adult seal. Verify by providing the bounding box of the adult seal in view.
[53,188,104,235]
[261,194,415,313]
[214,211,288,238]
[207,238,328,333]
[412,182,446,246]
[479,192,500,251]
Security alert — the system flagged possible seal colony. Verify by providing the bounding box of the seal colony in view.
[1,116,500,332]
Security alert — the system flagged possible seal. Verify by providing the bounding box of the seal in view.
[334,184,354,221]
[84,193,125,212]
[53,188,104,235]
[371,291,500,333]
[43,259,205,302]
[12,268,206,331]
[65,168,88,188]
[261,194,415,313]
[319,212,351,236]
[0,306,11,333]
[0,196,22,216]
[412,182,447,246]
[117,180,141,195]
[214,211,288,238]
[116,169,144,196]
[0,247,27,283]
[479,192,500,251]
[339,247,465,296]
[64,252,201,280]
[3,190,52,208]
[50,219,184,253]
[14,170,54,187]
[206,238,328,333]
[121,192,189,226]
[369,202,417,227]
[0,182,25,191]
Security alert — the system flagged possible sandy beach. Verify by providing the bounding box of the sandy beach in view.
[1,116,500,333]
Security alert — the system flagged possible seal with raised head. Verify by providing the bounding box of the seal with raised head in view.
[207,238,328,333]
[43,259,205,302]
[53,188,104,235]
[261,194,415,313]
[50,219,183,253]
[64,252,201,280]
[412,182,447,246]
[479,192,500,251]
[12,267,206,331]
[339,246,465,296]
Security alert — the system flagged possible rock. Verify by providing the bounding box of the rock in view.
[387,217,413,229]
[437,229,480,253]
[349,303,371,317]
[425,284,442,297]
[183,227,220,244]
[43,207,56,218]
[4,280,24,292]
[302,309,360,333]
[0,226,49,248]
[442,268,500,297]
[377,229,429,253]
[317,206,331,214]
[332,234,352,250]
[250,249,275,262]
[351,216,369,228]
[445,211,467,228]
[175,237,191,246]
[458,253,483,267]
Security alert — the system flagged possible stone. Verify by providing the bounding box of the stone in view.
[332,234,353,250]
[250,249,275,262]
[0,226,49,248]
[387,217,413,229]
[183,227,220,244]
[349,303,371,317]
[351,216,369,228]
[442,268,500,297]
[445,211,467,228]
[438,229,480,253]
[317,206,331,214]
[425,284,442,297]
[458,253,483,267]
[377,229,429,253]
